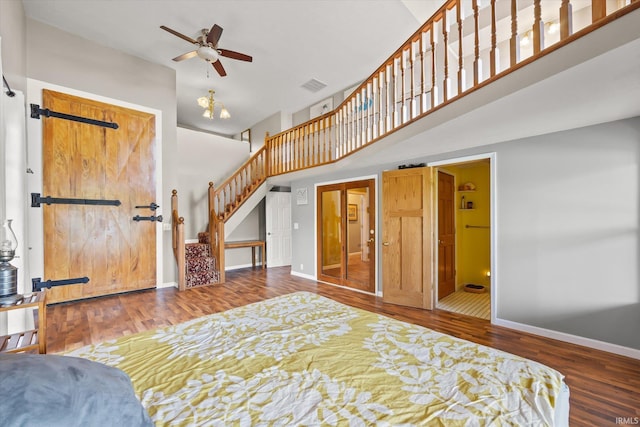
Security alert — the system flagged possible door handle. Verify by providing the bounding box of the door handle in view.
[368,238,375,243]
[135,202,159,211]
[382,242,390,246]
[133,215,163,222]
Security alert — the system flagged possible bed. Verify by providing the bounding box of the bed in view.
[54,291,568,425]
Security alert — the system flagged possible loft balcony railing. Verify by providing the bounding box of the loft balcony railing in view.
[174,0,638,289]
[265,0,639,175]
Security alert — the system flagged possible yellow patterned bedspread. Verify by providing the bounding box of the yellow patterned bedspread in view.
[65,292,564,426]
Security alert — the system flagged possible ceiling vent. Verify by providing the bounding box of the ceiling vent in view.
[301,78,327,93]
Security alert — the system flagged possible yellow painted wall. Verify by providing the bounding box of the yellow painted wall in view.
[450,162,491,290]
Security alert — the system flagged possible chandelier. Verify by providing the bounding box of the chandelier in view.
[197,89,230,120]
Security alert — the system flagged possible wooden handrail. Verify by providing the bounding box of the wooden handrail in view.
[171,189,185,291]
[265,0,640,176]
[209,145,268,222]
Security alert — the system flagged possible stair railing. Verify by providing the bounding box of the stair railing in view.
[171,189,186,291]
[265,0,640,175]
[209,145,268,222]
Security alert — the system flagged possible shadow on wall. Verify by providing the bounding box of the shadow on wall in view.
[541,302,640,350]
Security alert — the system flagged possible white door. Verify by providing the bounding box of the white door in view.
[266,191,292,267]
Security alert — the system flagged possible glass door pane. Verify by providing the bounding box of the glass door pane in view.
[346,186,370,288]
[321,189,343,280]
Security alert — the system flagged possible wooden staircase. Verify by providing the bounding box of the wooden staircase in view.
[184,239,219,288]
[171,146,267,290]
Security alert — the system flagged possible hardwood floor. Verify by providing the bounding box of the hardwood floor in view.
[47,266,640,426]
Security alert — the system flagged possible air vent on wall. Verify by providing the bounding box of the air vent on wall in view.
[301,78,327,93]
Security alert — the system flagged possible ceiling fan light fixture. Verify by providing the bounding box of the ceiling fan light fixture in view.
[196,45,220,63]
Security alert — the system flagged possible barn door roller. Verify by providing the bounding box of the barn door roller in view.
[30,103,119,129]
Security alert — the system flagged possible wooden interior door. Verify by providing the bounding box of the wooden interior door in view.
[317,179,375,293]
[42,90,156,303]
[381,167,433,309]
[438,171,456,300]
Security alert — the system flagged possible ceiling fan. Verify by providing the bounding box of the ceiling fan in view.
[160,24,253,77]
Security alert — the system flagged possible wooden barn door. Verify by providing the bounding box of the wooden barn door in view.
[41,90,156,303]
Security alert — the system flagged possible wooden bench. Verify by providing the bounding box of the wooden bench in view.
[224,240,266,269]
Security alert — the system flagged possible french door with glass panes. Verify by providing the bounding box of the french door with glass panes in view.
[316,179,375,293]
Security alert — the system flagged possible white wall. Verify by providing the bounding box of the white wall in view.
[24,19,179,285]
[289,116,640,355]
[250,111,284,152]
[176,127,249,240]
[497,117,640,350]
[0,0,27,334]
[0,0,26,93]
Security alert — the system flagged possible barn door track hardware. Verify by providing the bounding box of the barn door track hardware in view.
[30,103,119,129]
[31,193,121,208]
[32,276,90,292]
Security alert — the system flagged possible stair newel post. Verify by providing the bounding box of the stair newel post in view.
[208,182,215,218]
[176,216,185,291]
[265,132,271,178]
[216,214,225,284]
[208,181,216,262]
[171,189,186,291]
[171,189,178,248]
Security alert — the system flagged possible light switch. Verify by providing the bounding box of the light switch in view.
[293,222,299,229]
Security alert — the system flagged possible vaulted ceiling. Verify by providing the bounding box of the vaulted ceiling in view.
[21,0,441,137]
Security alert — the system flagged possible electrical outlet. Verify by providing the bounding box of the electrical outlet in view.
[300,264,304,271]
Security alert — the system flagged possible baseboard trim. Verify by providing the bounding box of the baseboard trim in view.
[494,318,640,360]
[290,271,316,281]
[225,263,264,271]
[158,281,177,289]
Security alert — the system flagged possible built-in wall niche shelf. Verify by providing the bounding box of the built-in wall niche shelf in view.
[458,182,476,191]
[459,193,475,210]
[458,182,477,209]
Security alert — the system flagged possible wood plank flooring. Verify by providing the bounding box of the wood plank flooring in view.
[46,266,640,426]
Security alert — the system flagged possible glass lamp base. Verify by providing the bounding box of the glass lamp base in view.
[0,293,23,307]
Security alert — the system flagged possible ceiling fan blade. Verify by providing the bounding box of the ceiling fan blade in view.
[160,25,198,45]
[172,50,198,62]
[212,60,227,77]
[218,49,253,62]
[207,24,223,47]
